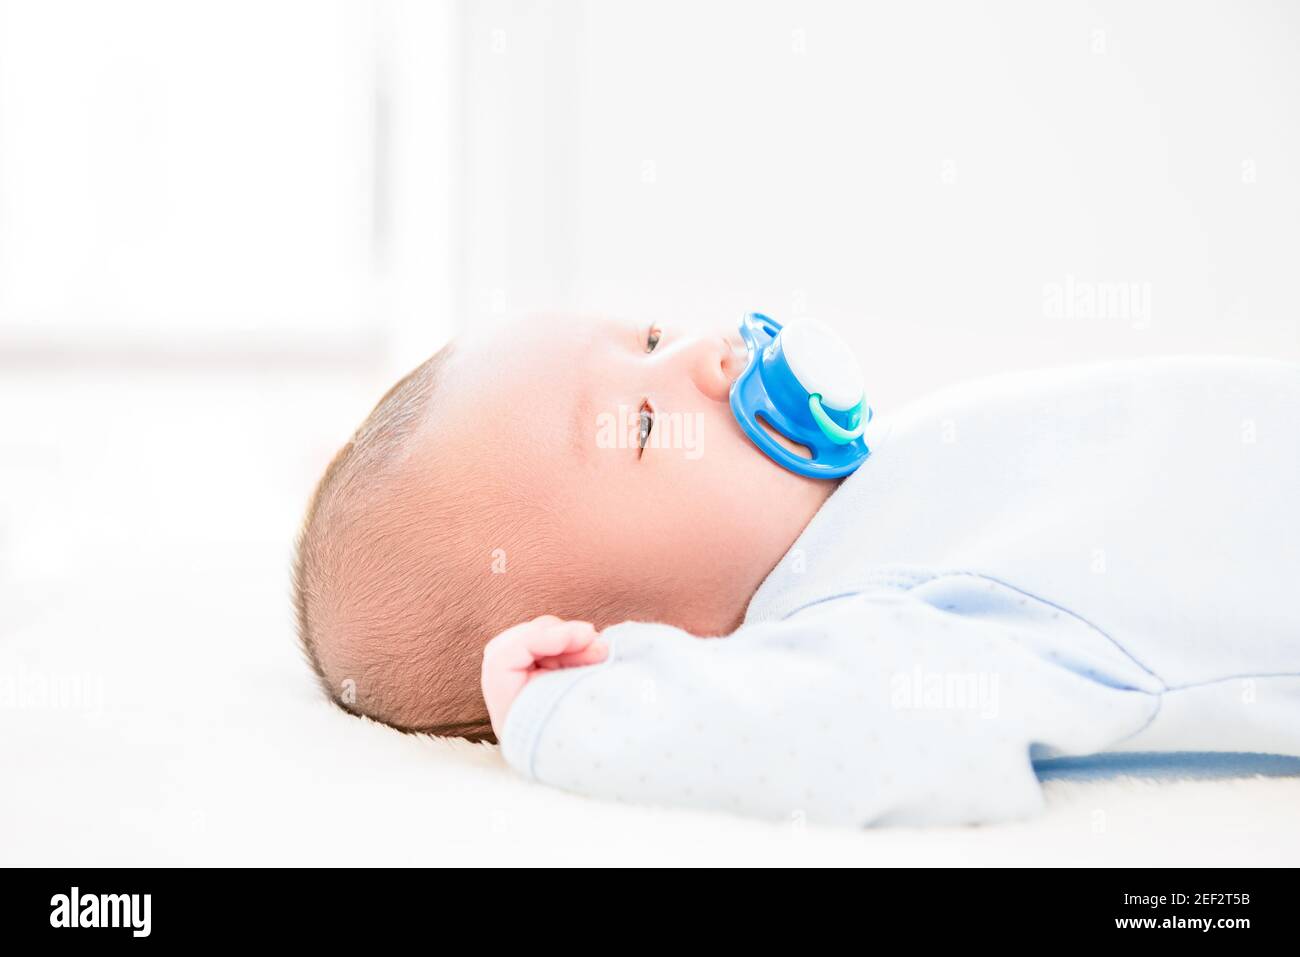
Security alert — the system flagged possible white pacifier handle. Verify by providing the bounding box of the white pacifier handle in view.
[779,319,865,411]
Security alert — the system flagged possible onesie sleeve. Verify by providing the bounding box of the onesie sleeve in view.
[500,588,1160,827]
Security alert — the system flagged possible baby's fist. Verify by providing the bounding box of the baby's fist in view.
[481,616,608,740]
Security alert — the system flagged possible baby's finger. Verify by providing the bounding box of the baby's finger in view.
[523,620,598,661]
[540,640,609,669]
[484,619,565,670]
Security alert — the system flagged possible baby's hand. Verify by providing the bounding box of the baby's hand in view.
[482,616,608,740]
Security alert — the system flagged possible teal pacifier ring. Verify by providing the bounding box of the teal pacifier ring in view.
[809,395,866,445]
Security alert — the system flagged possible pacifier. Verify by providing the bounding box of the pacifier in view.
[728,312,874,479]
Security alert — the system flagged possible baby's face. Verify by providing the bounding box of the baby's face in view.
[439,313,835,634]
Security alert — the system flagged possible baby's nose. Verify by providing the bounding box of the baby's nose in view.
[683,332,747,403]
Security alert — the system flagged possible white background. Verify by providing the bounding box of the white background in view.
[460,0,1300,407]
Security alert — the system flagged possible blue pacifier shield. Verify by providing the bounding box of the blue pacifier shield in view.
[728,312,874,479]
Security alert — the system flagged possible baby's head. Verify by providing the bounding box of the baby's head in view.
[293,314,833,738]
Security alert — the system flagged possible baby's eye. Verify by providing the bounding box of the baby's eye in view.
[645,324,662,353]
[637,401,654,456]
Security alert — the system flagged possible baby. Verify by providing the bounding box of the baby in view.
[294,313,1300,826]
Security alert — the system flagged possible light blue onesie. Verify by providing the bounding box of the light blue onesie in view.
[502,357,1300,826]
